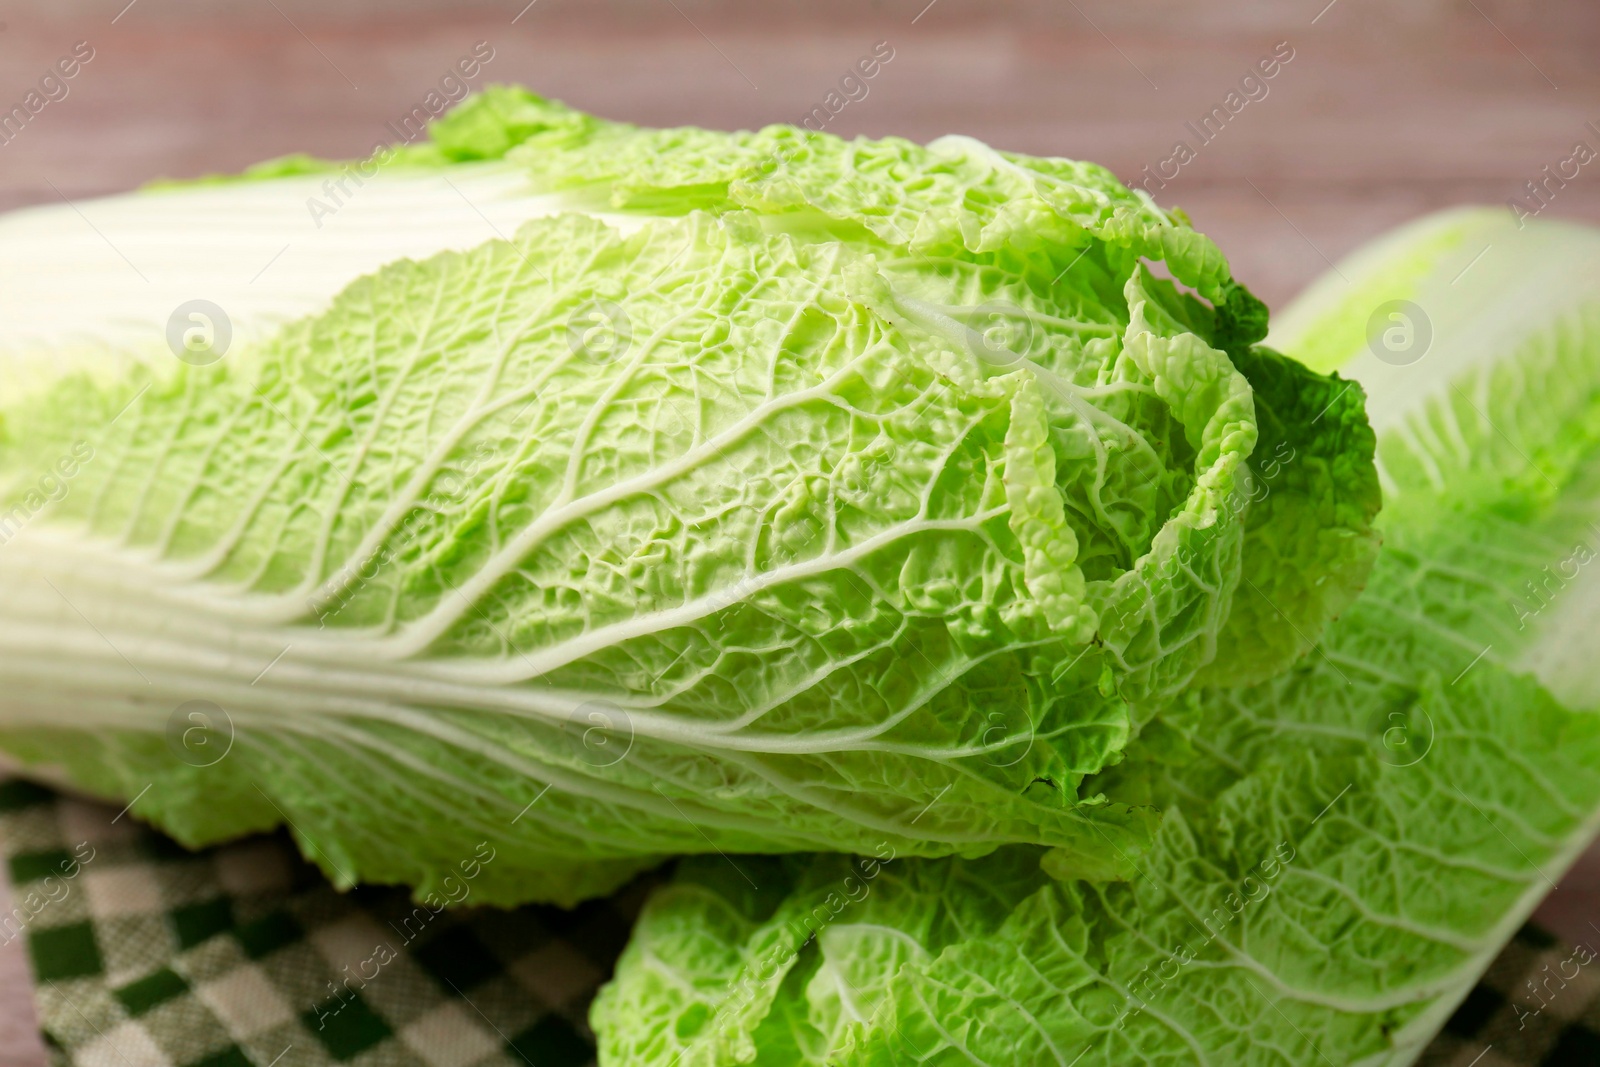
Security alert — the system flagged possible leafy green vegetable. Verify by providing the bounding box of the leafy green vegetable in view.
[593,209,1600,1065]
[0,89,1377,905]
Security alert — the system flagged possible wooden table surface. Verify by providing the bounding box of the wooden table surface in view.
[2,0,1600,1060]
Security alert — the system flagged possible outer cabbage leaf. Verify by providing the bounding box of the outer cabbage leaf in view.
[593,849,1046,1067]
[1,211,1163,905]
[1267,206,1600,711]
[1198,343,1380,686]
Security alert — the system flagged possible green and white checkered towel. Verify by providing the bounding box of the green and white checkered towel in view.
[0,778,653,1067]
[2,775,1597,1067]
[1419,923,1600,1067]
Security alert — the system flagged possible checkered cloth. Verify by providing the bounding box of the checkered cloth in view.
[1,776,1595,1067]
[1420,923,1600,1067]
[0,779,653,1067]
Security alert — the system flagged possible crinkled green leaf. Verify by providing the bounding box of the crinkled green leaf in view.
[594,849,1047,1067]
[1197,344,1381,686]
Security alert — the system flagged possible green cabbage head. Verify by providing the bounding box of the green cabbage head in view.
[0,88,1377,905]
